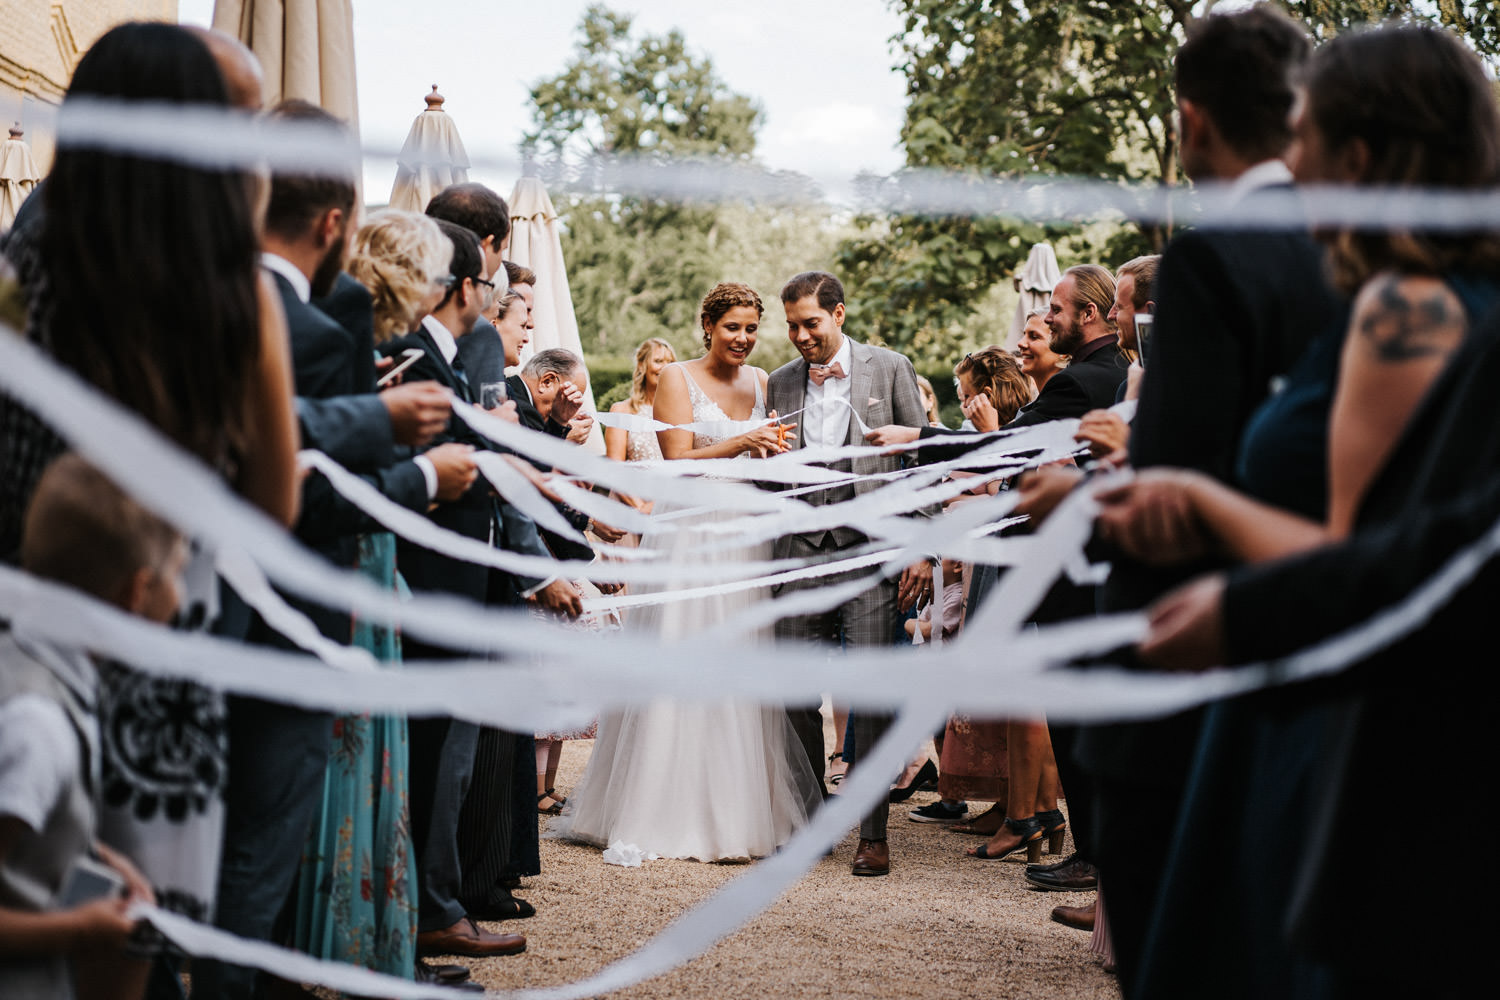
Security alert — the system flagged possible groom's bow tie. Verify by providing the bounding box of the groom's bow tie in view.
[808,361,847,386]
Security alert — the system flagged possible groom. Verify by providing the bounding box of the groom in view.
[766,271,933,877]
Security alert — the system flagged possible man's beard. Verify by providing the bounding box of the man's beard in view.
[1052,317,1087,357]
[310,239,345,299]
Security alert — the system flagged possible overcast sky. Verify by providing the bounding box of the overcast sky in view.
[178,0,910,202]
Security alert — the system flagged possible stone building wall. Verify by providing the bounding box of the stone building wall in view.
[0,1,180,169]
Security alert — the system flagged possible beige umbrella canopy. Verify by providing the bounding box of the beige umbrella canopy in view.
[388,87,470,213]
[507,176,603,454]
[212,0,359,124]
[1007,242,1061,351]
[0,124,41,233]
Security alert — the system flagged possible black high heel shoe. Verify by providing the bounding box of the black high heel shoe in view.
[966,814,1044,863]
[889,759,938,803]
[1037,807,1066,855]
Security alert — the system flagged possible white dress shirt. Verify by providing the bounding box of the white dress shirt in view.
[1226,159,1294,205]
[803,335,853,450]
[260,252,310,302]
[412,319,466,500]
[420,314,460,367]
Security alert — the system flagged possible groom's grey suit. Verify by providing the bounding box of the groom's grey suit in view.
[766,337,928,842]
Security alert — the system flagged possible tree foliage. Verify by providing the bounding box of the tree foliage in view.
[526,4,761,160]
[840,0,1500,364]
[529,5,817,366]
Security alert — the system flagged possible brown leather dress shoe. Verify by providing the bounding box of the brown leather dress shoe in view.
[1051,901,1096,932]
[851,838,890,876]
[417,917,527,957]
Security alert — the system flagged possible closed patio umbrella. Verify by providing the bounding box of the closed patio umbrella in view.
[388,87,469,213]
[1007,242,1061,350]
[0,124,41,233]
[507,176,603,454]
[212,0,358,124]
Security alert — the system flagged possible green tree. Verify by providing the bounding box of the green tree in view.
[527,4,760,160]
[842,0,1500,364]
[527,5,771,360]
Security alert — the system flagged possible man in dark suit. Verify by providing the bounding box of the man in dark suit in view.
[202,102,491,999]
[508,347,588,440]
[878,264,1128,463]
[375,220,535,960]
[505,348,598,561]
[1014,264,1129,425]
[195,100,362,1000]
[427,183,514,389]
[1070,8,1345,991]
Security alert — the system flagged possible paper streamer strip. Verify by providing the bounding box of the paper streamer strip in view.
[45,97,1500,230]
[472,451,590,545]
[214,545,377,672]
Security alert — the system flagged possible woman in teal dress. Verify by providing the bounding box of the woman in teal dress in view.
[292,210,454,977]
[293,534,417,973]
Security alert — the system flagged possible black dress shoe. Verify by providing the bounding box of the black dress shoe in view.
[416,960,483,991]
[1026,850,1081,875]
[464,891,536,921]
[1024,855,1098,891]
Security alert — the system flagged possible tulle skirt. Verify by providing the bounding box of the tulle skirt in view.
[553,502,820,861]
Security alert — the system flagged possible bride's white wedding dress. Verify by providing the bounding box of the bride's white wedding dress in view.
[554,368,819,861]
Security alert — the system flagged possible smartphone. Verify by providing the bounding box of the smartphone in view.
[1135,310,1155,367]
[57,855,126,908]
[376,348,426,388]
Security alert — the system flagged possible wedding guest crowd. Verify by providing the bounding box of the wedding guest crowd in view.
[3,5,1497,999]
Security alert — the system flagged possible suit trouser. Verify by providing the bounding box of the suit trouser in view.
[1047,723,1095,862]
[457,727,536,910]
[407,713,480,933]
[775,532,898,842]
[192,698,331,999]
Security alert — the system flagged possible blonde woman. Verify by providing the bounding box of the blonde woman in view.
[605,337,677,468]
[346,209,452,342]
[603,337,677,526]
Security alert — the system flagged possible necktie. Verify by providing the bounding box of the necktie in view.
[450,353,471,399]
[808,361,847,386]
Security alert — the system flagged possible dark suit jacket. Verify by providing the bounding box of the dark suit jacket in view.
[380,327,551,605]
[455,317,507,390]
[1082,194,1346,786]
[1011,337,1129,427]
[506,375,593,562]
[1217,290,1500,966]
[913,337,1128,464]
[273,271,356,399]
[297,395,392,470]
[263,272,428,644]
[507,374,572,440]
[313,272,377,394]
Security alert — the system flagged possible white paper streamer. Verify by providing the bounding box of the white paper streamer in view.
[45,97,1500,229]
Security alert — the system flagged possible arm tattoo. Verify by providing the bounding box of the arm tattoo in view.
[1357,276,1461,363]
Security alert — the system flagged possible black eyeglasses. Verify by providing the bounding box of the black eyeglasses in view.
[472,277,497,291]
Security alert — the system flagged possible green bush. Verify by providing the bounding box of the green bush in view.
[585,358,636,412]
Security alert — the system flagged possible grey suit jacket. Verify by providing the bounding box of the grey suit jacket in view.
[765,337,927,551]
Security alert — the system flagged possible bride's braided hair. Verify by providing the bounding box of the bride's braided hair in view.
[699,282,763,350]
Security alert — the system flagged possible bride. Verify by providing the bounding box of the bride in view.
[556,282,821,861]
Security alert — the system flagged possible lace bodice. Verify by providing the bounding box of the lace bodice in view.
[681,368,765,449]
[626,404,663,462]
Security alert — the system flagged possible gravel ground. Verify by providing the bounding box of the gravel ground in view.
[454,734,1121,1000]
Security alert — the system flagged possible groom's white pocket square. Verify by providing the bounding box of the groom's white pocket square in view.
[868,397,882,407]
